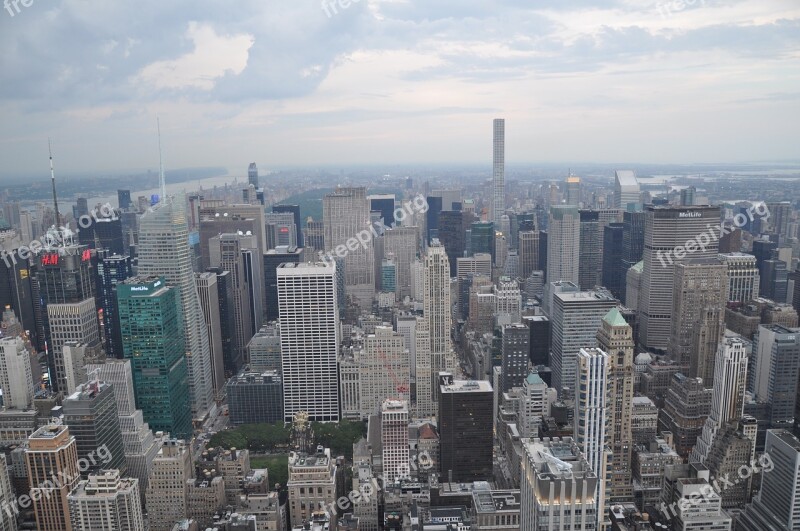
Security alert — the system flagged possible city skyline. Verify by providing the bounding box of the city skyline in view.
[1,1,799,177]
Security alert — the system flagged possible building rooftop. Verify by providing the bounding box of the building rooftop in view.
[602,307,628,327]
[440,380,493,394]
[770,429,800,452]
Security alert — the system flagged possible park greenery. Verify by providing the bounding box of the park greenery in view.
[208,419,367,460]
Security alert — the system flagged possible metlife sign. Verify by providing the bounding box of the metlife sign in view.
[678,211,702,218]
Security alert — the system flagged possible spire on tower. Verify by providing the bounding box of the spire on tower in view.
[48,138,61,229]
[157,118,166,201]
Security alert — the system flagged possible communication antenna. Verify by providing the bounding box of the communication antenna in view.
[157,118,167,200]
[48,139,61,229]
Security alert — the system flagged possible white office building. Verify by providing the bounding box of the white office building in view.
[278,262,340,422]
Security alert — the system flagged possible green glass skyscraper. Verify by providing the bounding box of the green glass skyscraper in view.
[117,275,191,439]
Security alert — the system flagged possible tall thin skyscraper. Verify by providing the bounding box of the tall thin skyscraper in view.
[597,308,634,503]
[690,336,749,464]
[209,233,257,365]
[414,317,434,418]
[196,272,226,399]
[423,243,452,383]
[578,210,601,289]
[277,262,340,422]
[492,118,505,225]
[546,205,580,284]
[0,335,34,409]
[323,187,375,308]
[137,193,214,422]
[638,205,720,352]
[574,347,609,529]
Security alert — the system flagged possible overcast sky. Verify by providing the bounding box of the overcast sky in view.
[0,0,798,178]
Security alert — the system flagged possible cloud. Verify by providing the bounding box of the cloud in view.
[135,22,254,91]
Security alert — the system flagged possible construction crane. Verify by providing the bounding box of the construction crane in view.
[376,346,408,400]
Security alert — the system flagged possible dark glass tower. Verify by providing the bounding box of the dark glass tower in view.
[272,204,303,247]
[117,275,191,439]
[437,374,493,482]
[602,222,625,300]
[96,250,133,359]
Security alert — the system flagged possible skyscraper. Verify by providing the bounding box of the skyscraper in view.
[574,347,609,528]
[638,205,720,352]
[564,175,582,206]
[63,380,127,475]
[247,162,259,188]
[118,189,132,211]
[492,118,505,225]
[718,252,759,303]
[423,243,452,384]
[146,438,194,531]
[195,272,226,399]
[68,470,145,531]
[263,246,303,321]
[579,210,601,289]
[668,258,728,382]
[614,170,640,210]
[470,221,495,259]
[438,210,469,276]
[25,425,81,531]
[272,204,303,247]
[85,359,160,506]
[323,187,374,308]
[550,288,618,394]
[0,454,14,531]
[752,324,800,430]
[602,222,625,299]
[414,317,435,418]
[518,230,540,280]
[137,194,214,422]
[358,326,409,418]
[381,399,410,483]
[738,429,800,530]
[96,251,133,359]
[278,262,340,422]
[438,374,493,482]
[501,323,529,393]
[384,226,418,300]
[117,276,192,439]
[0,335,33,409]
[690,337,749,463]
[597,308,634,503]
[546,205,580,284]
[209,233,257,368]
[34,243,100,394]
[520,438,598,531]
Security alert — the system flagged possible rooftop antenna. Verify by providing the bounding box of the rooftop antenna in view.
[157,118,167,201]
[48,138,61,229]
